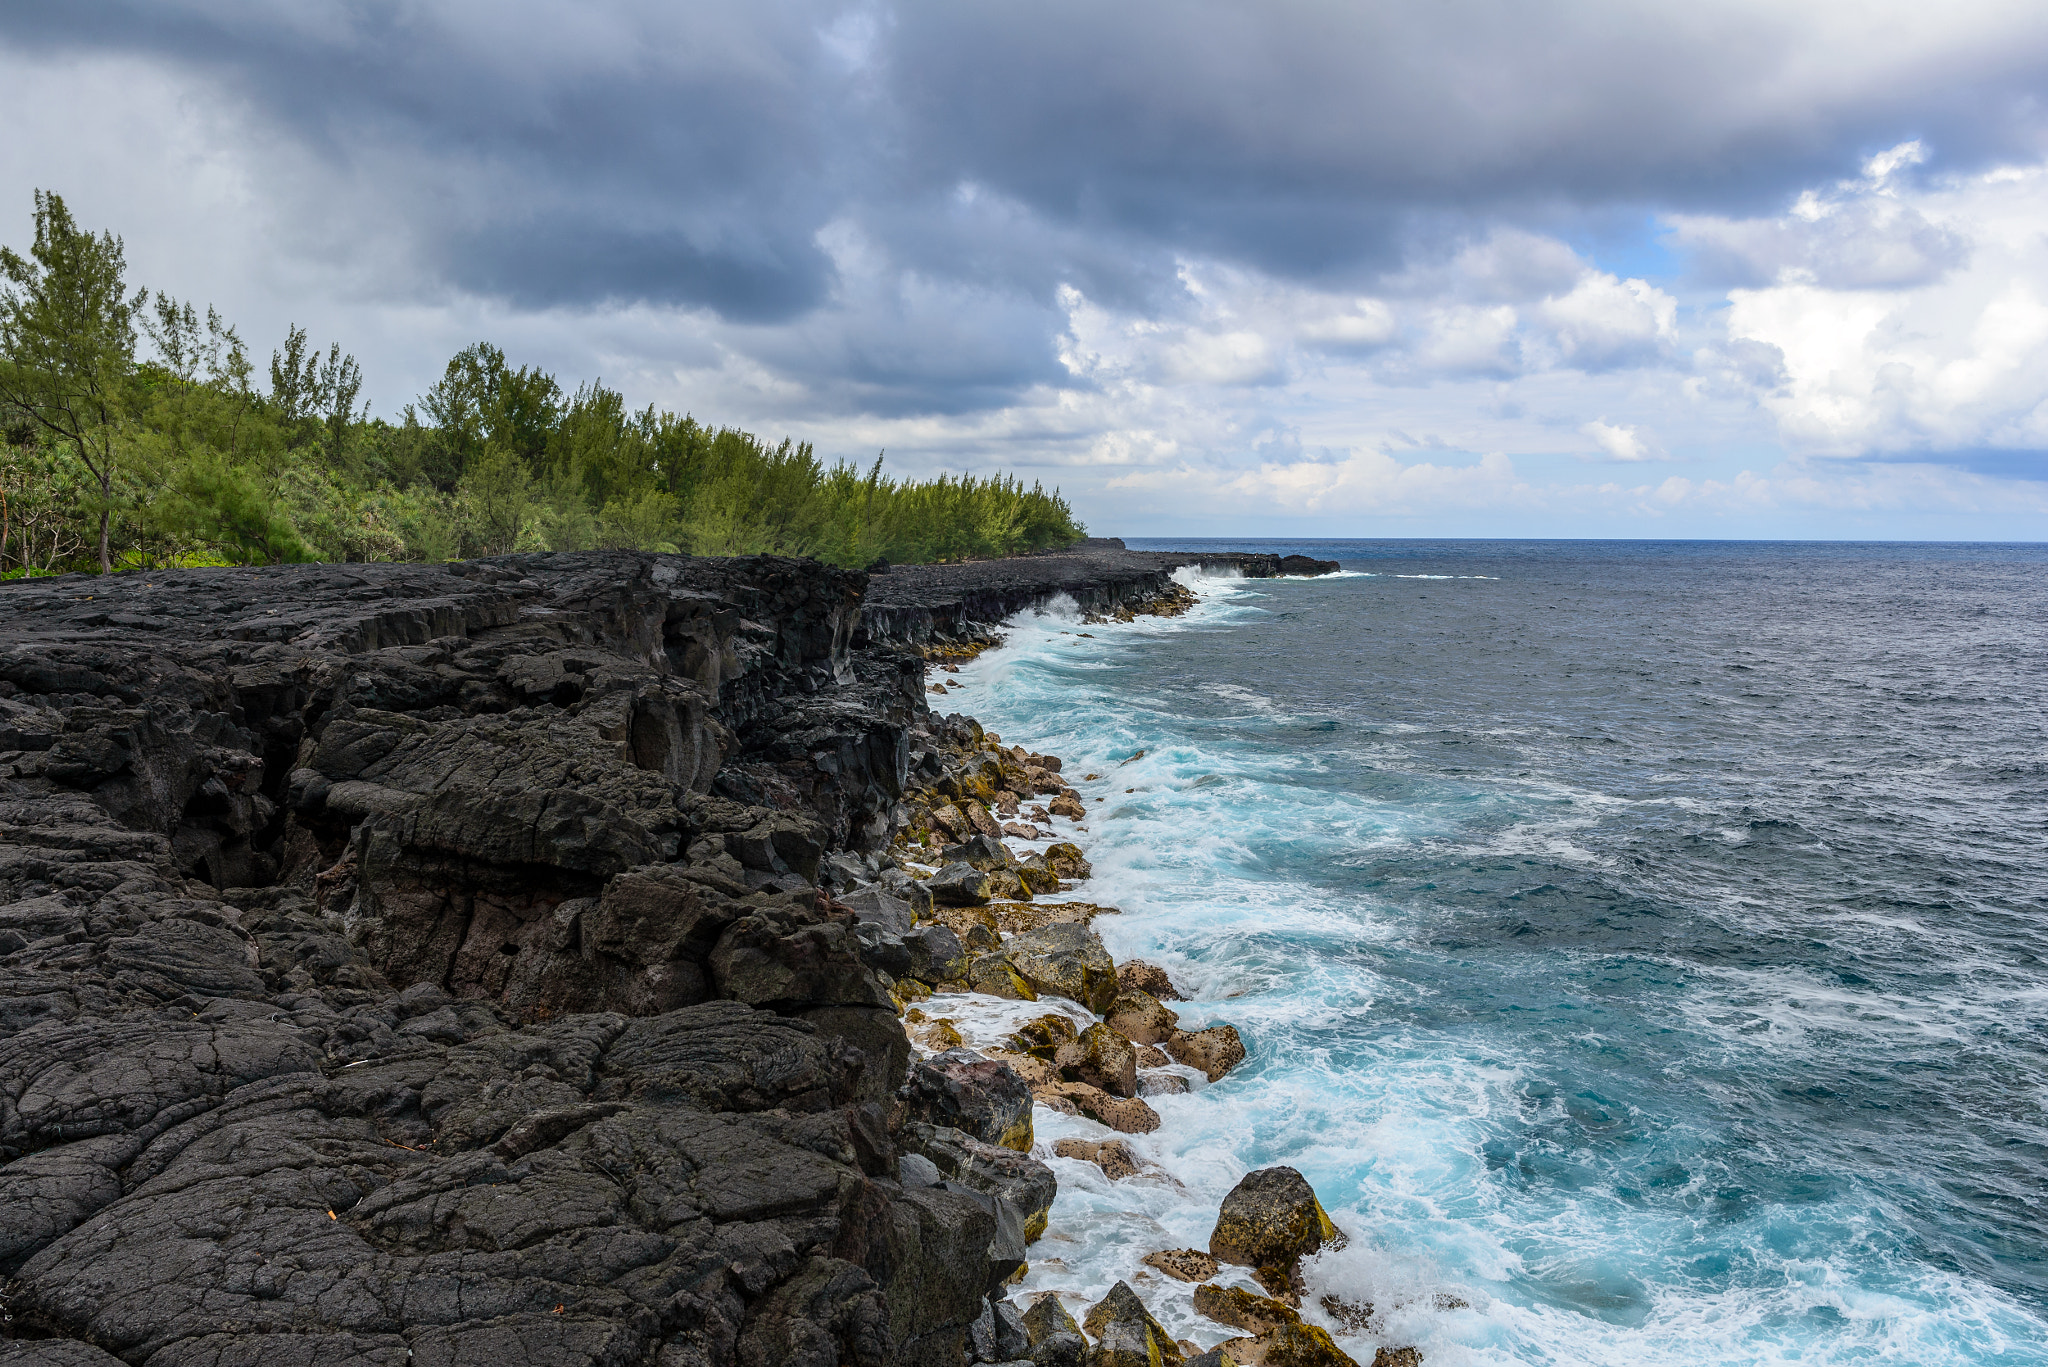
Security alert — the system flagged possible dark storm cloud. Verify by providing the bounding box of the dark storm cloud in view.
[4,0,2048,372]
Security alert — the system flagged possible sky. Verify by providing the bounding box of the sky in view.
[4,1,2048,540]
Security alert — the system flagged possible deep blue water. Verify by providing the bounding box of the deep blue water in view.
[945,540,2048,1366]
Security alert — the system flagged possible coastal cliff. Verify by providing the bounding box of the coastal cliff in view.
[0,547,1333,1367]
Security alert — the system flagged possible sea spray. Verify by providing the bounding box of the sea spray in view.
[919,546,2048,1367]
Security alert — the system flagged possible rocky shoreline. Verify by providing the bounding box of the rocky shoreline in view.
[0,544,1384,1367]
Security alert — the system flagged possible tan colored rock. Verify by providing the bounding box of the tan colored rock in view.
[924,902,1001,948]
[982,1047,1059,1088]
[1139,1072,1192,1097]
[1007,1013,1080,1059]
[1135,1043,1171,1067]
[1141,1248,1220,1283]
[930,803,969,839]
[1056,1021,1138,1097]
[1034,1081,1161,1134]
[1043,841,1092,878]
[1107,989,1181,1044]
[1166,1023,1247,1081]
[1254,1322,1358,1367]
[1118,959,1184,1000]
[1193,1284,1300,1336]
[991,899,1112,933]
[1022,1291,1082,1346]
[966,952,1039,1001]
[1317,1295,1374,1335]
[1048,792,1086,820]
[1208,1166,1343,1302]
[913,1016,964,1050]
[1370,1350,1422,1367]
[1055,1137,1141,1180]
[1017,863,1064,897]
[1007,922,1119,1015]
[1084,1281,1184,1367]
[996,790,1021,817]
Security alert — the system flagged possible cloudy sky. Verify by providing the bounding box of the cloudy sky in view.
[6,1,2048,539]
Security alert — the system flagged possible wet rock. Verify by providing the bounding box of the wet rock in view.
[928,861,994,906]
[904,1048,1035,1151]
[1185,1350,1239,1367]
[1082,1280,1184,1367]
[1022,1291,1083,1346]
[1054,1137,1141,1180]
[943,833,1016,870]
[1106,989,1180,1044]
[1141,1248,1221,1282]
[966,951,1041,1001]
[1006,1012,1080,1058]
[1139,1072,1193,1097]
[1048,793,1086,821]
[1166,1023,1247,1081]
[991,899,1112,934]
[1135,1043,1171,1067]
[1193,1283,1302,1337]
[926,902,1003,952]
[903,923,969,985]
[1371,1350,1422,1367]
[1118,959,1184,1001]
[1208,1166,1345,1301]
[1277,555,1341,577]
[1042,841,1091,879]
[1006,923,1118,1015]
[1033,1082,1161,1134]
[1055,1021,1139,1097]
[904,1121,1058,1242]
[983,1048,1059,1089]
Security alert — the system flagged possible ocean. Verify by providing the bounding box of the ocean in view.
[933,539,2048,1366]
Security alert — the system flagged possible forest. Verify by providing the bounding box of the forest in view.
[0,191,1083,576]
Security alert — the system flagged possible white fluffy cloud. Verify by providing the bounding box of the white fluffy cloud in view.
[1682,150,2048,461]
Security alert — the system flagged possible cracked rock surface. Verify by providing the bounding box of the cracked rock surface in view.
[0,552,1022,1366]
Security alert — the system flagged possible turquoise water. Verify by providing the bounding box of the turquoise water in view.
[938,542,2048,1366]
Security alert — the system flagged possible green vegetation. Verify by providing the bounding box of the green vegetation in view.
[0,192,1082,576]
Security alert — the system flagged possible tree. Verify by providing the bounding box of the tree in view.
[0,191,144,573]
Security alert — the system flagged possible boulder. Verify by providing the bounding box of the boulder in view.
[904,1048,1035,1151]
[1186,1351,1239,1367]
[904,923,970,985]
[1140,1248,1220,1282]
[1048,793,1086,821]
[903,1122,1058,1242]
[1033,1082,1160,1134]
[1082,1281,1184,1367]
[1022,1291,1083,1346]
[943,833,1016,870]
[1371,1351,1422,1367]
[966,951,1041,1001]
[1140,1072,1193,1098]
[1208,1166,1344,1301]
[928,860,993,905]
[1008,1012,1082,1058]
[839,886,916,935]
[1056,1022,1139,1097]
[927,902,1002,951]
[1118,959,1184,1000]
[1043,841,1092,879]
[1006,923,1119,1015]
[983,1047,1059,1088]
[1192,1284,1301,1337]
[1166,1024,1247,1081]
[1053,1137,1141,1180]
[1106,989,1180,1044]
[1277,555,1341,577]
[1033,1333,1087,1367]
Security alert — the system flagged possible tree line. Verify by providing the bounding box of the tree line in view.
[0,191,1084,577]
